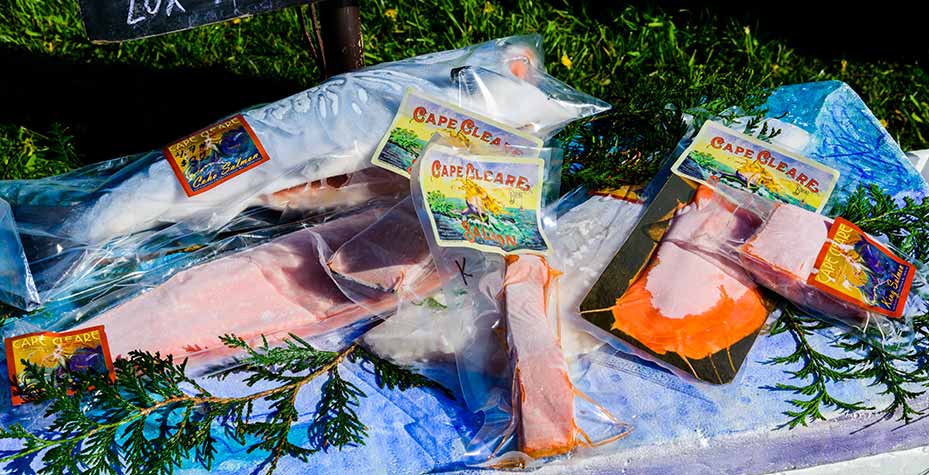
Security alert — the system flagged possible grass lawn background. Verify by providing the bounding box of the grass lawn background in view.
[1,0,928,183]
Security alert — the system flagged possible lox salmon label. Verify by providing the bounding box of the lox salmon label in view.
[417,146,550,255]
[164,114,270,196]
[5,326,115,405]
[672,121,839,213]
[808,218,915,318]
[371,88,543,178]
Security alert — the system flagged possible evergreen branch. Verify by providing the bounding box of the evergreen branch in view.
[556,77,774,193]
[308,367,367,451]
[766,305,871,428]
[0,334,449,475]
[837,327,927,422]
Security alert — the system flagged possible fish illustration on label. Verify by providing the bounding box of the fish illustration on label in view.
[4,326,115,405]
[164,114,270,196]
[372,88,543,178]
[672,121,839,213]
[417,146,550,255]
[809,218,915,318]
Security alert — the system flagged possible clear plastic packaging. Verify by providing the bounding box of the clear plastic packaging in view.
[576,184,771,385]
[0,34,610,310]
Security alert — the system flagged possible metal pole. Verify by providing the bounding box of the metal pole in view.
[316,0,364,77]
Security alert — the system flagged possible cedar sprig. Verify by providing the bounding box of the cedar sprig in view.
[556,76,775,193]
[0,333,448,475]
[836,327,927,423]
[766,305,872,428]
[741,115,784,142]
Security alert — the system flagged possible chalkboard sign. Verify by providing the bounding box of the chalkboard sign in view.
[79,0,310,43]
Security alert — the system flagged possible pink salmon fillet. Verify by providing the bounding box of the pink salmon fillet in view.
[74,206,443,367]
[328,198,431,293]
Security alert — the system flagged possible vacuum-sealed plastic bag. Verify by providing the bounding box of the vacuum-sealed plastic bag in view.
[365,139,633,467]
[0,196,453,376]
[580,181,771,385]
[0,34,610,310]
[677,184,928,332]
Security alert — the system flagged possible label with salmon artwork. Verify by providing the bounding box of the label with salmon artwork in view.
[809,218,915,318]
[4,326,115,405]
[372,88,543,178]
[417,146,550,255]
[164,114,270,197]
[672,121,839,213]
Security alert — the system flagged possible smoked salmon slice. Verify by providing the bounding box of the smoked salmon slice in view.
[607,186,769,383]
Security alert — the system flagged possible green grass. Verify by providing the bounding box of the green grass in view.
[2,0,929,182]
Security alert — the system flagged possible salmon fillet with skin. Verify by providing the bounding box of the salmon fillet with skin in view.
[73,208,397,365]
[258,167,409,213]
[503,255,576,459]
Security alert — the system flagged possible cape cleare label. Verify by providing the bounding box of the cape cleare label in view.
[165,114,270,196]
[4,326,115,405]
[672,121,839,213]
[418,147,550,255]
[809,218,915,318]
[372,88,543,178]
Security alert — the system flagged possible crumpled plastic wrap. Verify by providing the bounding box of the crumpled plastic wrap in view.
[0,198,39,311]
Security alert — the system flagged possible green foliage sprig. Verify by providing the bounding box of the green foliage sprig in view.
[767,306,872,428]
[556,77,775,192]
[0,333,448,475]
[837,329,927,423]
